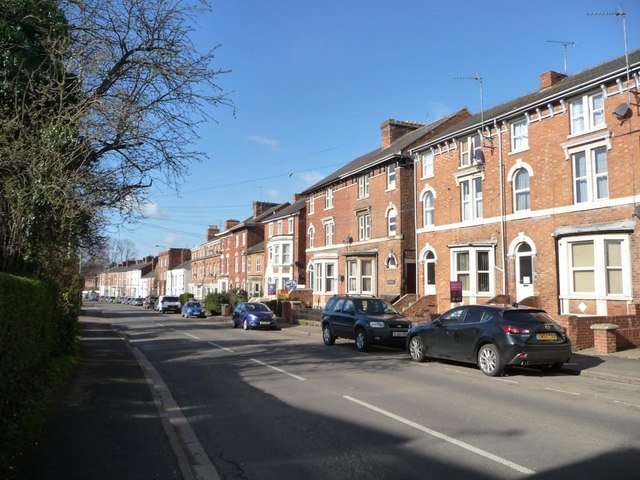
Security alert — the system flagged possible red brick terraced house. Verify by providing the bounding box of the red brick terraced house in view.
[245,241,265,298]
[409,50,640,329]
[262,195,307,299]
[155,248,191,296]
[210,201,285,294]
[301,110,471,308]
[190,225,221,299]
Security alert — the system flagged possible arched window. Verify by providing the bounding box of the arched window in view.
[387,208,397,236]
[514,168,530,211]
[308,226,315,248]
[423,191,435,227]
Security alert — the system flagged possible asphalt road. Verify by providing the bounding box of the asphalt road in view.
[104,303,640,480]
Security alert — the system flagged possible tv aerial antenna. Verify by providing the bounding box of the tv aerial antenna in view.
[545,40,576,73]
[588,6,631,103]
[454,74,485,132]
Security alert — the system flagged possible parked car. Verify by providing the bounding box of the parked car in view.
[143,295,158,309]
[156,295,181,313]
[232,302,277,330]
[321,295,411,352]
[131,297,144,306]
[182,300,206,318]
[406,304,572,377]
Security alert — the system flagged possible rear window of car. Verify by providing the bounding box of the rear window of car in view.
[503,310,555,324]
[164,296,179,302]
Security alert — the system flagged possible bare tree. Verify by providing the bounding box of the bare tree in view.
[0,0,230,276]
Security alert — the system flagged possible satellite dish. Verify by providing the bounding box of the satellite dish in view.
[473,150,485,164]
[613,103,631,120]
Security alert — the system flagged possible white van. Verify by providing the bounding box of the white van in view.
[156,295,181,313]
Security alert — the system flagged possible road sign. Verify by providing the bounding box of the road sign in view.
[284,280,297,292]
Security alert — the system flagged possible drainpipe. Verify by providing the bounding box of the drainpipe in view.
[496,119,507,296]
[413,153,419,299]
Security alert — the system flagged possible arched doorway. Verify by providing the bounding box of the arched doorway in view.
[424,250,436,295]
[515,242,533,301]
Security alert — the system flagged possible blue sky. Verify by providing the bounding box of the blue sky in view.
[115,0,640,257]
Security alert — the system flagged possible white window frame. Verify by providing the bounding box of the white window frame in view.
[288,218,294,234]
[358,174,369,199]
[451,246,494,296]
[572,145,608,204]
[460,133,482,167]
[358,213,371,241]
[308,226,315,248]
[510,118,529,152]
[325,187,333,209]
[256,256,261,272]
[268,223,273,238]
[460,176,483,221]
[273,245,281,265]
[560,234,630,298]
[324,220,334,246]
[387,164,396,190]
[422,150,434,178]
[346,258,375,294]
[570,92,605,135]
[282,243,291,265]
[513,168,530,211]
[309,194,315,215]
[387,208,397,236]
[277,220,283,235]
[423,191,434,227]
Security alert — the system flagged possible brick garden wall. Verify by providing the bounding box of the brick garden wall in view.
[564,315,640,351]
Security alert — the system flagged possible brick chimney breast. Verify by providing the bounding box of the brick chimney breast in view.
[540,71,567,90]
[207,225,220,241]
[380,119,423,148]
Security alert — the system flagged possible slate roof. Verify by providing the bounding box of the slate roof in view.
[261,197,306,223]
[246,241,264,254]
[411,49,640,153]
[301,108,470,194]
[224,203,286,234]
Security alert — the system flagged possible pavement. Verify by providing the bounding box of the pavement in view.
[13,313,640,480]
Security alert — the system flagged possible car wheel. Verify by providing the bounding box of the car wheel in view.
[322,324,335,346]
[355,328,370,352]
[408,336,426,362]
[477,344,503,377]
[232,318,238,328]
[243,319,249,330]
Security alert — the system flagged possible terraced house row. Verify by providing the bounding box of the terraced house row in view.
[97,50,640,341]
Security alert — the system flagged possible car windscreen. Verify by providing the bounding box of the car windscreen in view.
[359,299,399,315]
[250,303,270,312]
[164,297,179,302]
[503,310,555,324]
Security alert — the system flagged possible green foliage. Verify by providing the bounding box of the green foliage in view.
[204,292,228,315]
[0,272,79,476]
[179,292,194,306]
[226,288,248,308]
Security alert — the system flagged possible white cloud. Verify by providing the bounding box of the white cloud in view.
[247,135,280,148]
[163,233,185,246]
[298,171,324,187]
[141,201,167,219]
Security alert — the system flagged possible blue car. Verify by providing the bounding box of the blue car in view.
[181,300,206,318]
[232,302,277,330]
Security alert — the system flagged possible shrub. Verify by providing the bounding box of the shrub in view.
[204,292,228,315]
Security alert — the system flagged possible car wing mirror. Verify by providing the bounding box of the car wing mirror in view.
[432,318,442,327]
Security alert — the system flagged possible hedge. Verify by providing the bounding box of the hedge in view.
[0,272,77,432]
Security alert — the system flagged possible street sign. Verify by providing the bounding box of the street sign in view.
[284,280,297,292]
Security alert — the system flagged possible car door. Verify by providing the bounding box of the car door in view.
[449,306,488,362]
[326,298,347,337]
[427,307,466,358]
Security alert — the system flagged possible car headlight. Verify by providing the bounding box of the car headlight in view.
[369,321,385,328]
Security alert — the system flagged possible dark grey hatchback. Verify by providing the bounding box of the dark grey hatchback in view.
[407,304,572,376]
[322,295,411,352]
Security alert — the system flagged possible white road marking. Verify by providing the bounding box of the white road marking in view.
[208,341,235,353]
[614,400,640,409]
[183,332,200,340]
[343,395,536,475]
[494,378,519,384]
[544,387,580,396]
[250,358,306,381]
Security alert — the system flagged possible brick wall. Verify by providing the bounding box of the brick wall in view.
[565,315,640,350]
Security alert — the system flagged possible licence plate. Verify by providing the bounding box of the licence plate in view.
[536,332,557,341]
[260,321,271,325]
[392,331,408,337]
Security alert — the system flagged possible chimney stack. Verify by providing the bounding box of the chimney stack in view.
[540,71,567,90]
[207,225,220,241]
[380,119,423,148]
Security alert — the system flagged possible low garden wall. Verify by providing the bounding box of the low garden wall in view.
[564,314,640,351]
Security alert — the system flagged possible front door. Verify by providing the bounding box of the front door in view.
[515,242,534,302]
[424,251,436,295]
